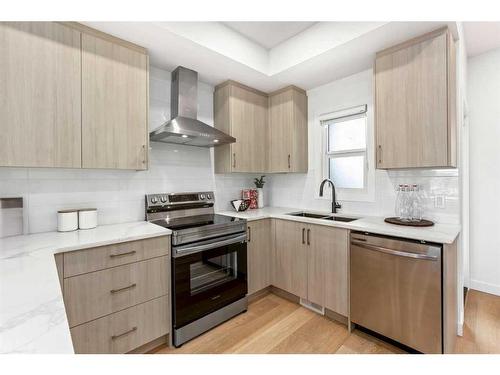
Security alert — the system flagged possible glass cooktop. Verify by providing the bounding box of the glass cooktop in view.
[152,214,243,232]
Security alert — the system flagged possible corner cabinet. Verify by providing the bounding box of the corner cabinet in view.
[214,81,308,174]
[0,22,82,168]
[247,219,272,295]
[81,33,149,170]
[375,27,456,169]
[268,87,308,173]
[0,22,149,170]
[214,81,268,173]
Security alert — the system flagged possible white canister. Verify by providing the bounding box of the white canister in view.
[78,208,97,229]
[57,209,78,232]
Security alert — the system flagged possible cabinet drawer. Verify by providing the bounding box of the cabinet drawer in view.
[70,295,169,354]
[64,256,168,327]
[63,236,170,277]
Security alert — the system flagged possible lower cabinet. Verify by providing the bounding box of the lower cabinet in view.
[273,220,308,299]
[273,219,348,316]
[247,219,272,295]
[70,295,169,354]
[56,235,170,354]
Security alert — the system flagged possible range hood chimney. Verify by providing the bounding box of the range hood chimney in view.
[150,66,235,147]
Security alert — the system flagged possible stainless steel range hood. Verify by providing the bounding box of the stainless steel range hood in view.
[150,66,235,147]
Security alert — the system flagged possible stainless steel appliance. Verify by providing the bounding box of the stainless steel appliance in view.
[146,191,247,347]
[350,231,443,353]
[149,66,236,147]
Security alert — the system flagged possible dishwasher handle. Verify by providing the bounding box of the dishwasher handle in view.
[351,240,439,261]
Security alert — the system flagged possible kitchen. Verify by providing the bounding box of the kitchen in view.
[1,1,499,372]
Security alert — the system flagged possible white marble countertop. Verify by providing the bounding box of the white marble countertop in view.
[0,221,170,354]
[218,207,461,244]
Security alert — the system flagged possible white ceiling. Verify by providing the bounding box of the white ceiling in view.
[464,22,500,57]
[82,21,458,92]
[222,22,316,49]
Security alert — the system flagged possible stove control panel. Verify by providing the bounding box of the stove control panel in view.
[146,191,215,209]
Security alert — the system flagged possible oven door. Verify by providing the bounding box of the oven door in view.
[172,233,247,329]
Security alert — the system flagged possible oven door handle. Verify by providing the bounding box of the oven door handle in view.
[173,233,247,257]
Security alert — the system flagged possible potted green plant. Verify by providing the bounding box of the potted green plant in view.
[254,175,266,208]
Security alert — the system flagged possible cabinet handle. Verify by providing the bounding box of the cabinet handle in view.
[233,153,236,168]
[109,250,136,258]
[142,145,147,165]
[247,226,251,242]
[110,283,137,294]
[111,326,137,340]
[288,154,291,169]
[307,229,311,246]
[378,145,382,164]
[302,228,305,244]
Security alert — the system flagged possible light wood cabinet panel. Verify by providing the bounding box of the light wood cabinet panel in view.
[64,256,168,327]
[375,27,456,169]
[0,22,82,168]
[81,33,148,170]
[268,86,308,173]
[322,226,349,316]
[70,295,168,354]
[273,220,307,299]
[63,236,170,277]
[247,219,272,295]
[214,81,268,173]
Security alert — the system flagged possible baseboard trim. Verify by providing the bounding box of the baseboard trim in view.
[128,334,169,354]
[469,279,500,297]
[248,286,272,303]
[269,286,300,304]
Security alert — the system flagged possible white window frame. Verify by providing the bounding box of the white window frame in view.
[317,104,375,203]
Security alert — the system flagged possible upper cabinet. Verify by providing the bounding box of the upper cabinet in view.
[214,81,268,173]
[268,86,308,173]
[81,33,149,170]
[375,27,457,169]
[0,22,149,170]
[214,81,308,174]
[0,22,82,168]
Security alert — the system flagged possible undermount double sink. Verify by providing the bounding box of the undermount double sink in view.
[286,211,358,223]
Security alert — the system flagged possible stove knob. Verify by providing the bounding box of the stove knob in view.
[160,196,167,203]
[150,196,158,204]
[200,194,205,200]
[207,194,212,200]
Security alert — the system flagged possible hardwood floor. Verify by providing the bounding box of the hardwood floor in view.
[455,290,500,354]
[153,292,403,354]
[153,289,500,354]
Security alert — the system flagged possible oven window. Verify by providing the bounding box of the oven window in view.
[189,251,237,295]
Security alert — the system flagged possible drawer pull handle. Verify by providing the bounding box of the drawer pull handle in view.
[110,283,137,294]
[109,250,136,258]
[307,229,311,245]
[111,326,137,340]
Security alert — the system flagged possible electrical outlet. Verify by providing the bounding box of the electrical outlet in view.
[435,195,446,209]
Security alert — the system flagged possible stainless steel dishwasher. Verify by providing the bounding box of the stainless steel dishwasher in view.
[350,231,443,354]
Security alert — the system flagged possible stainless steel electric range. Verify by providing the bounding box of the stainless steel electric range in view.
[145,191,248,347]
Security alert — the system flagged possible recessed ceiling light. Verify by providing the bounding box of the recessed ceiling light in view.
[181,134,188,138]
[214,139,219,143]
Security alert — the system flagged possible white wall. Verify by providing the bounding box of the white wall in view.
[0,66,255,235]
[269,69,461,224]
[468,48,500,296]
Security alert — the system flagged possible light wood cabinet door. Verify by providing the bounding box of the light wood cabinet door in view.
[82,33,148,170]
[247,219,272,295]
[0,22,82,168]
[268,87,308,173]
[268,89,293,172]
[273,220,307,299]
[70,295,168,354]
[322,226,349,316]
[214,81,268,173]
[305,224,348,314]
[375,28,456,169]
[64,256,168,327]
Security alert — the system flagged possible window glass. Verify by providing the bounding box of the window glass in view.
[328,117,366,152]
[329,155,365,189]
